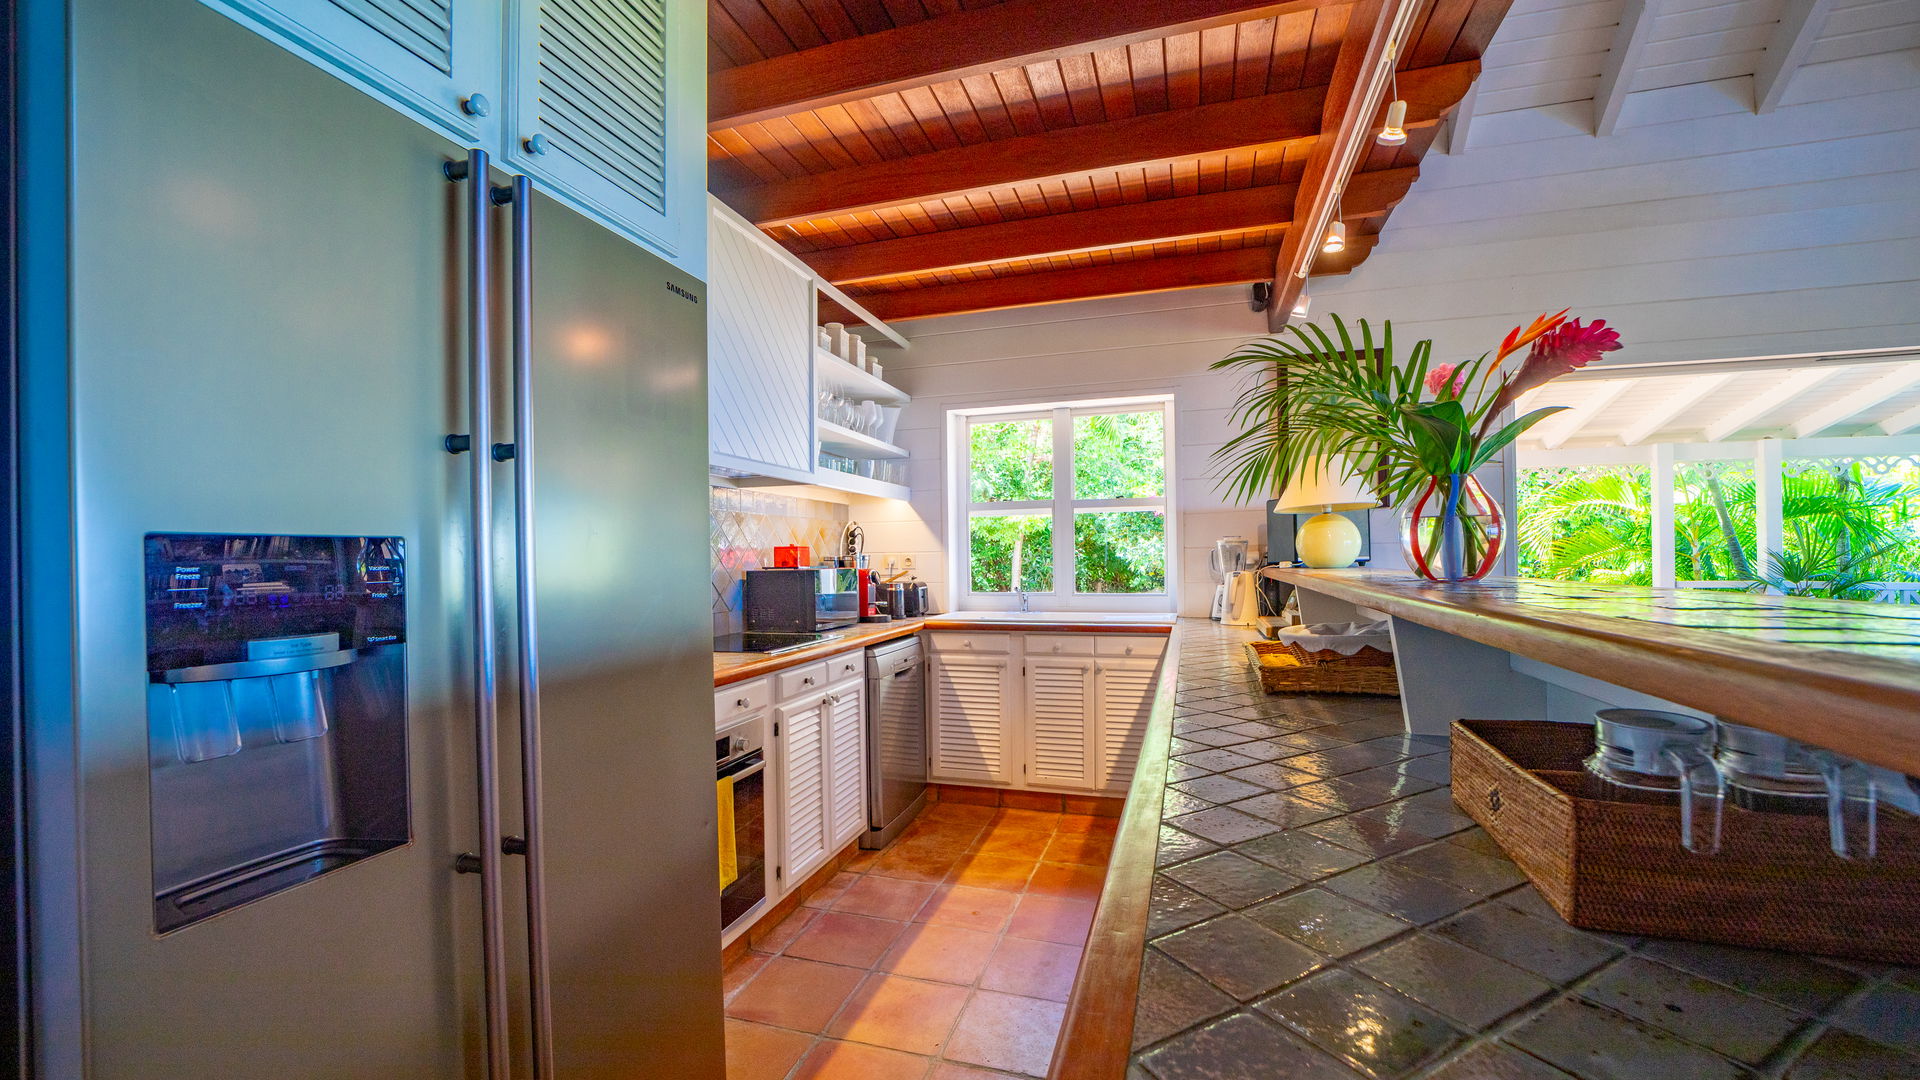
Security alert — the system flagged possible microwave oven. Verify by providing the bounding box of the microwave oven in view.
[743,567,860,632]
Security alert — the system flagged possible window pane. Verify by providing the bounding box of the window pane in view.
[1073,410,1165,499]
[1073,510,1165,593]
[970,514,1054,593]
[969,418,1053,502]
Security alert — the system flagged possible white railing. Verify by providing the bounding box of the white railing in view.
[1677,580,1920,604]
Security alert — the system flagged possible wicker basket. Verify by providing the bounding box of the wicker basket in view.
[1452,718,1920,963]
[1246,640,1399,696]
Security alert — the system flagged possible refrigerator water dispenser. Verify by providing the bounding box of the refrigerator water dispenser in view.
[144,534,410,933]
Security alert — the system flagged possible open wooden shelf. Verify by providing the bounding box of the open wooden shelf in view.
[817,419,907,460]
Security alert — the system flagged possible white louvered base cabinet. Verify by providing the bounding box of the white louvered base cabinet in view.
[929,632,1166,795]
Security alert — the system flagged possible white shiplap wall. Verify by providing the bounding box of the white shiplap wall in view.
[850,49,1920,614]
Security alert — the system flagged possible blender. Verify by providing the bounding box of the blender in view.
[1209,537,1251,622]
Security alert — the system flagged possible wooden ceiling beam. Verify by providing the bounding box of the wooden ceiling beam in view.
[854,238,1378,323]
[1265,0,1429,330]
[806,167,1418,284]
[719,61,1475,228]
[708,0,1346,131]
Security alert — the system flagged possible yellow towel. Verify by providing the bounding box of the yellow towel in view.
[716,775,738,890]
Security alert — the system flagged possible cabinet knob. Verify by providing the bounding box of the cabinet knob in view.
[962,640,972,649]
[1051,644,1061,653]
[802,676,814,685]
[461,93,490,118]
[524,133,549,155]
[1125,645,1135,655]
[736,698,749,708]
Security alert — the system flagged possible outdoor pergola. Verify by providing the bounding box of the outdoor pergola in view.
[1514,347,1920,592]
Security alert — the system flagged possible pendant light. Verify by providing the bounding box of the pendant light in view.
[1377,49,1408,146]
[1322,189,1346,254]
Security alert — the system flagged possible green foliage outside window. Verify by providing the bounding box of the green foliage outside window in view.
[967,409,1168,595]
[1517,463,1920,597]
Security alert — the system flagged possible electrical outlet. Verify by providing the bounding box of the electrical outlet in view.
[900,556,914,570]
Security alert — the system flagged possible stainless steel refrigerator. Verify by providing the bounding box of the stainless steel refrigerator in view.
[17,0,724,1076]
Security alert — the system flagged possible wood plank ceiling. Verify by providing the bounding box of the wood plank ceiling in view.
[708,0,1512,324]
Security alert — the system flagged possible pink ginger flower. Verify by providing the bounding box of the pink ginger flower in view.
[1424,363,1469,397]
[1486,317,1623,419]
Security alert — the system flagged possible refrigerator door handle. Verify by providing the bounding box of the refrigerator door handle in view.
[500,171,557,1080]
[445,147,513,1080]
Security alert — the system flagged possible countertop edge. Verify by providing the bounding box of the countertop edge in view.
[715,619,1175,687]
[1048,621,1181,1080]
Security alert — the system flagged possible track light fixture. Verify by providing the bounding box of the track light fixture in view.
[1378,45,1408,146]
[1322,219,1346,254]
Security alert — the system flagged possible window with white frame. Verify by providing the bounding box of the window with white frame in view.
[952,397,1175,611]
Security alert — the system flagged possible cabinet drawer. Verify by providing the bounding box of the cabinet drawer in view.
[1096,635,1167,659]
[1026,635,1096,657]
[777,662,832,701]
[928,632,1012,655]
[715,678,771,724]
[826,650,864,685]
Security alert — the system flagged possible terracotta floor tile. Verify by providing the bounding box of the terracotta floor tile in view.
[804,871,863,910]
[991,808,1062,831]
[724,1019,813,1080]
[879,923,1000,985]
[1006,895,1097,946]
[785,911,909,968]
[945,854,1038,893]
[1055,815,1119,837]
[1042,832,1114,866]
[899,822,984,853]
[915,885,1020,932]
[790,1039,932,1080]
[980,937,1082,1003]
[836,876,938,921]
[726,956,867,1033]
[1025,862,1106,901]
[723,951,771,1003]
[943,990,1069,1077]
[751,906,818,956]
[825,971,972,1055]
[840,847,882,873]
[971,827,1055,860]
[870,843,964,884]
[922,802,998,825]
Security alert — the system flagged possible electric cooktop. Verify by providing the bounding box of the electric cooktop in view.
[713,631,842,655]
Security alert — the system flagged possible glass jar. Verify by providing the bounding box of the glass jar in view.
[1586,708,1722,854]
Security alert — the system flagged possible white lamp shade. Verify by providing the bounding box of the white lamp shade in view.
[1274,457,1375,513]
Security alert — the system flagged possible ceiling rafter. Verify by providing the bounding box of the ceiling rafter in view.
[1702,368,1847,441]
[1790,365,1920,438]
[1617,373,1736,445]
[709,0,1348,130]
[804,167,1418,284]
[1263,0,1427,329]
[717,62,1475,228]
[1592,0,1661,137]
[1754,0,1840,114]
[1533,381,1632,450]
[851,238,1378,323]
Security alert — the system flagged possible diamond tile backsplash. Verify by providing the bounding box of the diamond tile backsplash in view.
[710,485,850,636]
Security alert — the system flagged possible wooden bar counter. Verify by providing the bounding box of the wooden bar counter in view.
[1267,570,1920,776]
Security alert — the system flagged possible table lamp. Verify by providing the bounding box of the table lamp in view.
[1274,458,1375,568]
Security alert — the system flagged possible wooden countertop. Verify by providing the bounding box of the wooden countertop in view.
[1274,569,1920,776]
[713,616,1175,686]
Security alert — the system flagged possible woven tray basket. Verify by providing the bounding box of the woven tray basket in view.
[1452,718,1920,963]
[1245,640,1399,696]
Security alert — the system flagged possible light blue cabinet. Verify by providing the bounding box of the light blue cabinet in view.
[200,0,501,145]
[200,0,705,277]
[504,0,706,276]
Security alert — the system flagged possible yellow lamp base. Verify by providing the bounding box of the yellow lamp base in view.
[1296,512,1362,568]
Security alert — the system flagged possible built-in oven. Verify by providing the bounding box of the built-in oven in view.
[717,717,768,934]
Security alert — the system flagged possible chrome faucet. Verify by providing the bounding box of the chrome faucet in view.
[1019,589,1030,613]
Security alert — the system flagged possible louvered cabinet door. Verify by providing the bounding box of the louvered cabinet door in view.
[204,0,500,144]
[1024,658,1095,790]
[776,697,830,890]
[1096,657,1162,792]
[929,653,1013,785]
[825,680,867,850]
[506,0,706,275]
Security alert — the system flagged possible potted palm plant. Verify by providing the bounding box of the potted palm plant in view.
[1213,311,1622,581]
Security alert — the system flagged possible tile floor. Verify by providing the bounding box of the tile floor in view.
[1133,619,1920,1080]
[723,802,1117,1080]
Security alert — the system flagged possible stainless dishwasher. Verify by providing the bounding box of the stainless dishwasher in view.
[861,636,929,849]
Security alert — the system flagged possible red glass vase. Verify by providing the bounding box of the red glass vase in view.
[1400,473,1504,582]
